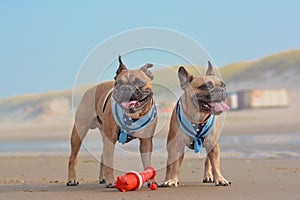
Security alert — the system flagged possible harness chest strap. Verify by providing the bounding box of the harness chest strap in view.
[176,99,216,153]
[112,101,157,144]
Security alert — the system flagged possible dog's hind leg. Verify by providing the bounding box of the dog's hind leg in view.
[99,154,105,184]
[67,123,89,186]
[67,88,97,186]
[101,133,117,188]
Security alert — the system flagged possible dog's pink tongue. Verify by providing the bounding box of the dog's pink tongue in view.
[210,102,230,112]
[121,100,137,108]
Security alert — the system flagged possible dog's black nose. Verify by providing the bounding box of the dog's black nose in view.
[122,85,135,92]
[119,85,139,101]
[213,87,224,93]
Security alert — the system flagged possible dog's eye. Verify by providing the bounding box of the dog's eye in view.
[198,84,207,90]
[220,81,226,87]
[133,78,145,87]
[114,80,123,88]
[198,81,214,91]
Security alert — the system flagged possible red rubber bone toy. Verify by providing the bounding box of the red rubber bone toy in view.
[114,166,157,192]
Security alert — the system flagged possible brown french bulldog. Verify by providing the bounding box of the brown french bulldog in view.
[161,61,230,187]
[67,56,157,188]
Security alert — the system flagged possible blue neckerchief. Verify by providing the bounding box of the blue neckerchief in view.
[112,101,157,144]
[176,99,216,153]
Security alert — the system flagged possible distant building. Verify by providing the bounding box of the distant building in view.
[226,89,289,110]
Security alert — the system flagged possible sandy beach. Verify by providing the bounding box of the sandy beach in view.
[1,90,300,200]
[0,156,299,200]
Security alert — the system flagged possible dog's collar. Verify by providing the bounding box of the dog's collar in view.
[176,98,216,153]
[112,100,157,144]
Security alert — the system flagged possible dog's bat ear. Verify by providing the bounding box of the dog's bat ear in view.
[178,66,193,90]
[114,55,127,80]
[206,61,215,76]
[140,63,154,80]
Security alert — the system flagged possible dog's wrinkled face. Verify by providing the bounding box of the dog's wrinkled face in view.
[113,56,154,114]
[178,61,230,115]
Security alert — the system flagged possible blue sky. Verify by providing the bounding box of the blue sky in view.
[1,0,299,98]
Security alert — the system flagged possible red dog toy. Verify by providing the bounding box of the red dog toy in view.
[114,166,157,192]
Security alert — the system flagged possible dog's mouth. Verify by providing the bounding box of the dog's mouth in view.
[191,86,230,115]
[209,101,230,114]
[117,92,152,113]
[193,90,230,115]
[196,100,230,115]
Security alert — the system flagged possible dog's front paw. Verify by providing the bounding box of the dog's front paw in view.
[203,174,214,183]
[214,177,231,186]
[67,180,79,186]
[155,180,165,187]
[160,179,179,187]
[99,179,106,184]
[105,183,115,188]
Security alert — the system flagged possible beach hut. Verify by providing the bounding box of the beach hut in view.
[249,89,289,108]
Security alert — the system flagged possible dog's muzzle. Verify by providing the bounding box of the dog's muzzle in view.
[192,87,229,114]
[209,87,227,102]
[113,85,152,113]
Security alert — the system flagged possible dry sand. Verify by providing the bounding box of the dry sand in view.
[0,156,300,200]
